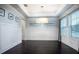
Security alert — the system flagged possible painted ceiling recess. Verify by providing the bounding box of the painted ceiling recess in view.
[18,4,67,17]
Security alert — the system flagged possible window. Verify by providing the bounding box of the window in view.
[60,17,67,36]
[71,10,79,38]
[60,10,79,38]
[61,17,67,28]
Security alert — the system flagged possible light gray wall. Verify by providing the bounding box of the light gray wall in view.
[24,17,59,40]
[21,20,27,40]
[59,4,79,51]
[0,4,25,53]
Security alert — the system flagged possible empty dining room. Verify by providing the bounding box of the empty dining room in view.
[0,4,79,54]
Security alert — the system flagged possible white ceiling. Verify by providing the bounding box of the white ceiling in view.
[18,4,67,17]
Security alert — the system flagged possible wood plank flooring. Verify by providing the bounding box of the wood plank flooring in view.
[3,40,78,54]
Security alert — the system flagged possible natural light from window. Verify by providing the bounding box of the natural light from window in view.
[36,18,48,23]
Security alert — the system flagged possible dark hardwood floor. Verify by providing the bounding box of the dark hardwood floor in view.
[3,40,78,54]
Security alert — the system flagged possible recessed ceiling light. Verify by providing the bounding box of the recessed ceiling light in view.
[24,4,28,7]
